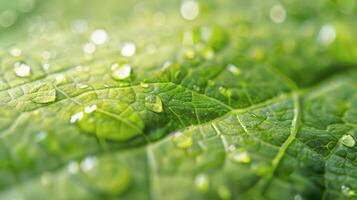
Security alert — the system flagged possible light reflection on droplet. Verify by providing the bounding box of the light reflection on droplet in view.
[70,112,84,123]
[317,24,336,45]
[14,62,31,77]
[80,156,97,172]
[180,0,200,21]
[227,64,241,76]
[67,161,79,174]
[121,42,136,57]
[91,29,108,45]
[84,105,97,114]
[9,48,22,57]
[112,64,132,80]
[83,42,96,54]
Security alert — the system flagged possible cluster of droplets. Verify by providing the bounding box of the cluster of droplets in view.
[70,104,97,124]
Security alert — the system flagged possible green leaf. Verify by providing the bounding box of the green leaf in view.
[0,0,356,200]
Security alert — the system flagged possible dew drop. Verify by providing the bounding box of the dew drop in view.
[317,24,336,46]
[145,94,163,113]
[172,131,192,149]
[70,111,84,124]
[270,5,286,24]
[14,61,31,77]
[67,161,79,174]
[121,42,136,57]
[29,81,56,104]
[35,131,47,142]
[9,47,21,57]
[42,63,50,71]
[84,104,97,114]
[55,74,66,85]
[80,156,97,172]
[83,42,96,54]
[111,64,132,80]
[341,134,355,147]
[140,82,149,88]
[227,64,241,76]
[77,83,89,89]
[90,29,108,45]
[229,150,251,164]
[180,0,200,21]
[195,173,209,192]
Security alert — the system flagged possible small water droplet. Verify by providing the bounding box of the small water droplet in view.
[229,150,251,164]
[14,61,31,77]
[195,173,209,192]
[84,104,97,114]
[121,42,136,57]
[227,64,241,76]
[145,94,163,113]
[67,161,79,174]
[80,156,97,172]
[317,24,336,46]
[270,5,286,24]
[294,194,303,200]
[83,42,96,54]
[55,74,66,85]
[112,64,132,80]
[180,0,200,21]
[91,29,108,45]
[35,131,47,142]
[341,185,356,197]
[341,134,355,147]
[42,63,50,71]
[140,82,149,88]
[77,83,89,89]
[172,131,192,149]
[9,47,21,57]
[70,112,84,123]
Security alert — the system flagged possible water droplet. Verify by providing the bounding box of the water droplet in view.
[80,156,97,172]
[70,112,84,123]
[14,61,31,77]
[55,74,66,85]
[180,0,200,21]
[77,83,89,89]
[83,42,96,54]
[35,131,47,142]
[145,94,163,113]
[71,19,88,33]
[341,185,356,197]
[317,24,336,46]
[84,104,97,114]
[42,63,50,71]
[195,173,209,192]
[67,161,79,174]
[270,5,286,24]
[140,82,149,88]
[9,47,21,57]
[294,194,303,200]
[172,131,192,149]
[112,64,131,80]
[0,10,17,28]
[227,64,241,76]
[29,81,56,104]
[229,150,251,164]
[121,42,136,57]
[341,134,355,147]
[91,29,108,45]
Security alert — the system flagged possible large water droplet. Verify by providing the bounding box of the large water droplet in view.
[80,156,97,172]
[195,173,209,192]
[172,131,192,149]
[180,0,200,20]
[14,61,31,77]
[91,29,108,45]
[112,64,132,80]
[145,94,163,113]
[341,134,355,147]
[121,42,136,57]
[29,81,56,104]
